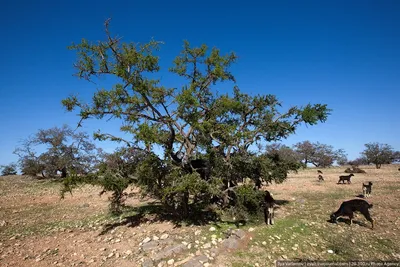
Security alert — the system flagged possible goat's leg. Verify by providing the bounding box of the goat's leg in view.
[349,213,354,226]
[363,212,374,229]
[269,206,274,225]
[264,208,269,225]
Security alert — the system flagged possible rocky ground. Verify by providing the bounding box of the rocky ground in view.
[0,165,399,267]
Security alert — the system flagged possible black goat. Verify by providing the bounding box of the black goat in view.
[362,182,373,197]
[317,170,323,174]
[263,190,275,225]
[338,174,354,184]
[330,199,374,229]
[188,159,211,180]
[318,174,324,181]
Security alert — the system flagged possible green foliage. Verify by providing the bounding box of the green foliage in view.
[362,142,396,169]
[228,185,265,221]
[1,163,18,176]
[62,20,331,219]
[14,125,99,178]
[294,141,346,167]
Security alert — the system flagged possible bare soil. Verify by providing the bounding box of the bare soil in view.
[0,165,399,267]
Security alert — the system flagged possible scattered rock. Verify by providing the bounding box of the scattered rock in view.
[209,227,216,232]
[167,259,175,265]
[143,237,151,244]
[194,230,202,236]
[231,229,246,239]
[203,243,211,249]
[160,234,169,240]
[153,244,187,261]
[327,250,334,254]
[153,236,160,241]
[142,241,160,252]
[142,258,154,267]
[221,237,241,250]
[248,227,255,232]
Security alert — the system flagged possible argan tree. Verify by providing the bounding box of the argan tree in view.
[62,20,330,217]
[14,125,99,178]
[294,141,346,168]
[362,142,397,169]
[0,163,18,176]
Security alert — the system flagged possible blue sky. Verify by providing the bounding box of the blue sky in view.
[1,0,399,167]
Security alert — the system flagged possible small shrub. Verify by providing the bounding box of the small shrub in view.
[344,167,366,174]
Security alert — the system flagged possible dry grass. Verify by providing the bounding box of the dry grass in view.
[0,165,399,267]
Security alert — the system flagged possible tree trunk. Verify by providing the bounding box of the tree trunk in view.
[376,163,381,169]
[60,167,67,178]
[181,191,189,218]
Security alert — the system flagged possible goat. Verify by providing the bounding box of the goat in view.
[263,190,275,225]
[362,182,373,197]
[317,170,323,174]
[330,199,374,229]
[188,159,211,180]
[318,174,324,181]
[338,173,354,184]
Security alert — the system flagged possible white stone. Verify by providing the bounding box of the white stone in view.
[209,227,216,231]
[167,259,174,265]
[160,234,169,240]
[248,227,255,232]
[327,250,334,254]
[143,237,151,243]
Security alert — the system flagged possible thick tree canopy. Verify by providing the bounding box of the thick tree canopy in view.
[62,20,330,217]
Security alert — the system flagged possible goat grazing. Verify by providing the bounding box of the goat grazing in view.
[330,199,374,229]
[362,182,373,197]
[263,190,275,225]
[338,173,354,184]
[317,170,323,174]
[318,174,324,181]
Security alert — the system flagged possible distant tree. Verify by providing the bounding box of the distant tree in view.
[293,141,314,166]
[265,143,303,168]
[14,125,99,178]
[362,142,396,169]
[294,141,346,168]
[392,151,400,163]
[335,149,348,166]
[0,163,18,176]
[61,20,330,217]
[347,156,369,167]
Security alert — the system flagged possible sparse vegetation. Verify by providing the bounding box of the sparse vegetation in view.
[1,166,398,267]
[344,166,367,174]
